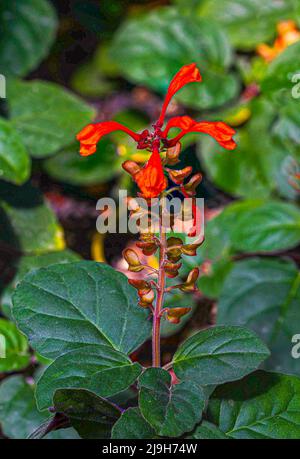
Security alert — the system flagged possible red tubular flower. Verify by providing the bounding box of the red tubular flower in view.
[76,63,237,198]
[128,148,167,199]
[162,116,237,150]
[156,63,202,127]
[77,121,141,156]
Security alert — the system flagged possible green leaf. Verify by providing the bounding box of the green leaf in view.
[217,257,300,375]
[13,261,151,359]
[189,421,228,439]
[199,99,285,198]
[173,326,270,385]
[219,199,300,253]
[139,368,205,437]
[208,371,300,439]
[0,375,79,439]
[198,259,233,299]
[261,42,300,97]
[1,249,80,319]
[0,319,30,372]
[0,182,65,254]
[109,7,239,110]
[53,389,121,439]
[111,407,156,439]
[177,0,300,50]
[36,344,142,410]
[0,118,30,185]
[0,0,57,77]
[7,79,96,157]
[44,140,121,186]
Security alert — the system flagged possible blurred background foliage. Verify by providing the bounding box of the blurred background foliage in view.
[1,0,300,438]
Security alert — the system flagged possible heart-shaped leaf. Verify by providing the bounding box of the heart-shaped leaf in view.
[217,257,300,375]
[111,407,156,439]
[139,368,205,437]
[36,345,142,410]
[207,370,300,439]
[173,326,269,385]
[53,389,121,439]
[0,0,57,77]
[13,261,151,359]
[7,79,96,157]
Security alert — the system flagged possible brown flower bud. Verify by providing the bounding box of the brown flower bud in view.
[179,268,200,292]
[181,242,202,256]
[182,173,202,196]
[122,160,141,176]
[136,241,158,256]
[167,237,183,262]
[139,231,156,243]
[165,142,181,165]
[166,166,192,185]
[164,261,182,278]
[123,248,144,272]
[128,279,151,294]
[138,289,155,308]
[165,307,192,324]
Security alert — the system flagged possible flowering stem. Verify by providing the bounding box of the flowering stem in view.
[152,198,167,367]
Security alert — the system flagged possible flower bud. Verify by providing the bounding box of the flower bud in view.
[181,242,202,256]
[166,166,192,185]
[122,160,141,176]
[179,268,199,292]
[123,248,144,272]
[164,261,182,278]
[128,279,151,294]
[136,241,158,256]
[182,173,202,196]
[165,307,192,324]
[167,237,183,262]
[138,289,155,308]
[165,142,181,165]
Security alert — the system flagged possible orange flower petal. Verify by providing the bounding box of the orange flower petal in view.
[134,149,167,198]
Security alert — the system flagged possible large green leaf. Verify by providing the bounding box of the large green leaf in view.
[44,140,121,186]
[110,7,239,110]
[217,199,300,253]
[139,368,205,437]
[53,389,121,439]
[207,371,300,439]
[218,257,300,375]
[1,249,80,319]
[176,0,300,50]
[0,376,79,439]
[7,79,96,157]
[0,0,57,77]
[0,182,65,254]
[172,326,270,385]
[199,99,285,198]
[36,345,142,410]
[111,407,156,439]
[0,118,30,185]
[0,319,30,372]
[13,261,151,359]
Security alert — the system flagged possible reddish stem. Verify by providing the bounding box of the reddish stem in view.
[152,199,167,367]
